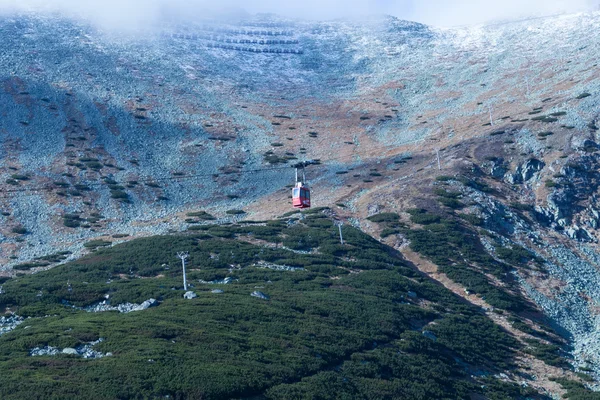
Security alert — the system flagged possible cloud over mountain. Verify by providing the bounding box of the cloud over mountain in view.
[0,0,599,27]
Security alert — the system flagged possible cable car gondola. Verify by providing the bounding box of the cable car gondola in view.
[292,163,311,209]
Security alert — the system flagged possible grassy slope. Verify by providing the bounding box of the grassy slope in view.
[0,210,539,399]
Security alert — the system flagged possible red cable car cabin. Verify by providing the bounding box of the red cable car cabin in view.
[292,182,311,209]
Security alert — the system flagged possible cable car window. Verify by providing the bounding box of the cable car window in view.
[306,190,310,200]
[293,188,300,197]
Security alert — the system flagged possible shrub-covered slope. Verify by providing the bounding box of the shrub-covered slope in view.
[0,210,544,399]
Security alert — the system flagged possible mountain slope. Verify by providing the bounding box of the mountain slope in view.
[0,213,546,399]
[2,9,600,396]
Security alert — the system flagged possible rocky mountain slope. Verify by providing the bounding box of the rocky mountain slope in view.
[2,9,600,396]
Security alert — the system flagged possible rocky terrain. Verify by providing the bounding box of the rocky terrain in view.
[2,8,600,396]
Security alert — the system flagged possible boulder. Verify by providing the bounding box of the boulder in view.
[138,299,157,310]
[521,158,545,182]
[566,226,593,242]
[588,208,600,229]
[534,205,555,225]
[211,289,224,294]
[489,159,508,178]
[183,291,197,299]
[505,158,545,184]
[504,171,519,185]
[575,139,600,152]
[30,346,60,357]
[62,348,78,355]
[251,291,270,300]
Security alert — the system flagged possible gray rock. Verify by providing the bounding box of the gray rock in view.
[84,298,158,313]
[135,298,157,311]
[521,158,545,182]
[505,158,545,184]
[30,346,60,357]
[255,261,305,271]
[183,291,197,299]
[489,159,508,178]
[578,139,599,152]
[0,315,24,337]
[31,338,110,359]
[586,207,600,229]
[534,205,555,225]
[547,190,574,224]
[566,226,592,242]
[251,291,270,300]
[211,289,224,294]
[199,277,237,284]
[504,172,519,185]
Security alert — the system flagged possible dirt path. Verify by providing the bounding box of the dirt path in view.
[400,247,572,398]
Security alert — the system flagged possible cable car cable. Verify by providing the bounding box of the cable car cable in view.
[0,136,441,200]
[0,164,293,199]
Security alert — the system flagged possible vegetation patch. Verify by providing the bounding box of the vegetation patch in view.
[110,190,129,202]
[10,174,29,181]
[83,239,112,250]
[264,152,293,164]
[531,116,558,123]
[13,261,49,271]
[458,213,483,226]
[380,211,532,312]
[63,214,82,228]
[0,217,532,399]
[523,339,570,368]
[226,209,246,215]
[11,226,27,235]
[407,208,441,225]
[367,213,400,224]
[495,245,542,267]
[551,378,600,399]
[435,188,465,209]
[510,202,534,212]
[186,211,216,220]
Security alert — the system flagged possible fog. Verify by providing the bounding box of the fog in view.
[0,0,599,28]
[410,0,600,26]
